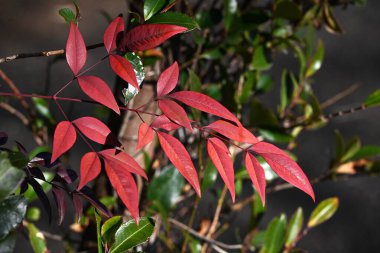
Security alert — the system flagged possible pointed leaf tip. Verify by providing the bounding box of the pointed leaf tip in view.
[104,16,124,53]
[77,152,101,190]
[51,121,77,162]
[66,22,87,75]
[157,61,179,96]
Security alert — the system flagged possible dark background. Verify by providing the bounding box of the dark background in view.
[1,1,379,252]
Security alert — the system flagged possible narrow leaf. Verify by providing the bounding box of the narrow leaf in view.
[365,89,380,107]
[77,152,101,190]
[158,100,192,131]
[206,120,258,144]
[52,187,66,225]
[77,75,120,114]
[51,121,77,163]
[109,55,139,90]
[78,186,111,217]
[101,216,123,246]
[25,222,48,253]
[156,131,200,196]
[150,115,180,131]
[59,8,76,24]
[144,0,166,20]
[121,24,187,52]
[136,123,154,150]
[250,142,315,201]
[104,16,124,53]
[169,91,240,126]
[285,207,303,247]
[66,22,86,75]
[245,152,266,205]
[73,117,118,145]
[157,61,179,96]
[146,12,199,31]
[72,193,83,222]
[94,209,104,253]
[207,138,235,202]
[308,197,339,228]
[262,214,287,253]
[306,40,324,77]
[28,178,52,223]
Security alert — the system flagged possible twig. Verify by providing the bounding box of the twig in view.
[0,102,29,125]
[0,69,29,109]
[320,83,359,109]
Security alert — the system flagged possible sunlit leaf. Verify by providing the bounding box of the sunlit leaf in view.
[308,197,339,228]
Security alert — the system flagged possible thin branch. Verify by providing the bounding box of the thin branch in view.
[0,102,29,125]
[320,83,359,109]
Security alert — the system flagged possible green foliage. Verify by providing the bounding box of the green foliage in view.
[0,196,27,239]
[260,214,287,253]
[308,197,339,228]
[147,12,199,31]
[0,152,25,200]
[285,208,303,248]
[25,222,48,253]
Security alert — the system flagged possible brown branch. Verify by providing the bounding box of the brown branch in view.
[0,102,29,125]
[320,83,359,109]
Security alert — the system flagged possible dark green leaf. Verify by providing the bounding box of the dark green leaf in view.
[187,69,202,92]
[256,74,273,93]
[334,130,345,161]
[95,209,104,253]
[224,0,238,31]
[109,217,155,253]
[365,89,380,107]
[250,99,278,127]
[308,197,339,228]
[261,214,287,253]
[144,0,166,21]
[0,196,27,239]
[259,129,294,144]
[252,231,266,248]
[252,46,272,70]
[285,208,303,247]
[306,40,324,77]
[101,216,123,246]
[59,8,76,24]
[146,12,199,31]
[252,191,266,222]
[200,49,223,60]
[8,151,29,168]
[341,137,361,162]
[201,160,218,192]
[25,222,48,253]
[350,145,380,160]
[274,0,302,20]
[0,231,16,253]
[0,152,25,200]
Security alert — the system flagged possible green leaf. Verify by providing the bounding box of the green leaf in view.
[0,196,27,239]
[122,52,145,105]
[285,208,303,247]
[59,8,76,24]
[260,214,287,253]
[256,74,273,93]
[94,209,104,253]
[335,130,345,161]
[25,222,48,253]
[8,151,29,168]
[223,0,238,30]
[350,145,380,160]
[307,197,339,228]
[0,231,16,253]
[250,99,278,127]
[26,207,41,222]
[341,137,361,162]
[101,216,123,246]
[274,0,302,20]
[147,165,184,211]
[259,129,294,144]
[187,69,202,92]
[144,0,166,21]
[252,46,272,71]
[109,217,155,253]
[0,152,25,200]
[252,231,266,248]
[200,48,223,60]
[146,12,199,31]
[306,40,324,78]
[252,191,266,221]
[201,160,218,192]
[365,89,380,107]
[322,1,343,34]
[32,97,54,122]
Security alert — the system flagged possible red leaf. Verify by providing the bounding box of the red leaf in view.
[52,187,66,225]
[52,121,77,162]
[169,91,241,126]
[66,22,87,75]
[104,16,124,53]
[250,142,315,201]
[104,160,139,223]
[77,76,120,114]
[73,117,116,145]
[99,149,148,180]
[109,54,139,90]
[77,152,101,190]
[245,152,266,205]
[158,100,192,131]
[156,131,200,196]
[207,138,235,202]
[136,123,154,150]
[150,115,180,131]
[157,62,179,96]
[121,24,187,52]
[72,193,83,222]
[206,120,258,144]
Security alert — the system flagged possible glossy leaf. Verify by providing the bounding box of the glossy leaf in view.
[144,0,166,20]
[157,61,179,96]
[285,207,303,247]
[245,152,266,205]
[104,16,124,53]
[77,152,101,190]
[72,193,83,222]
[0,196,27,239]
[101,216,123,246]
[65,22,86,75]
[207,138,235,202]
[124,52,145,88]
[150,115,180,131]
[308,197,339,228]
[158,100,192,131]
[78,76,120,114]
[250,142,315,201]
[169,91,240,126]
[51,121,77,162]
[28,178,52,223]
[109,217,155,253]
[206,120,258,144]
[121,24,187,52]
[109,54,139,90]
[25,222,48,253]
[73,117,116,145]
[306,40,324,77]
[156,131,200,196]
[341,137,361,162]
[365,89,380,107]
[261,214,287,253]
[104,160,140,222]
[136,123,154,150]
[0,152,25,201]
[0,232,16,253]
[146,12,199,31]
[52,187,66,225]
[94,209,104,253]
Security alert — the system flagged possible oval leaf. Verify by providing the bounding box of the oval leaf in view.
[66,22,86,75]
[77,152,101,190]
[169,91,240,126]
[104,16,124,53]
[250,142,315,201]
[157,61,178,96]
[150,115,180,131]
[146,12,199,31]
[0,152,25,201]
[109,217,155,253]
[156,131,200,196]
[245,152,266,205]
[109,55,139,90]
[262,214,287,253]
[206,120,258,144]
[158,99,192,131]
[144,0,166,20]
[307,197,339,228]
[121,24,187,52]
[77,76,120,114]
[73,117,116,145]
[136,123,154,150]
[51,121,77,162]
[207,138,235,202]
[285,207,303,247]
[101,216,123,245]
